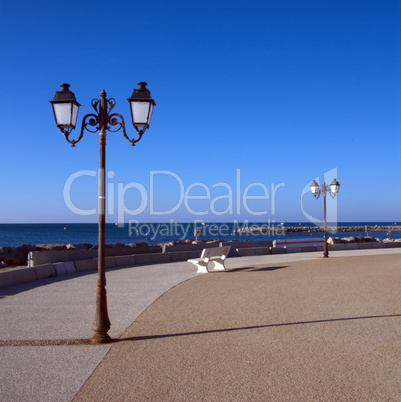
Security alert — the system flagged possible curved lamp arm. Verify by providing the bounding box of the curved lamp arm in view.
[62,113,99,147]
[109,113,146,146]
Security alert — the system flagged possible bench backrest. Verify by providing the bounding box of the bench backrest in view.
[201,246,231,259]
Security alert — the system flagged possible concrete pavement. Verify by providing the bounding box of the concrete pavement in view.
[1,248,401,401]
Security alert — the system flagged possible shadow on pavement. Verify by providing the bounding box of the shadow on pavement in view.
[226,265,288,272]
[117,313,401,342]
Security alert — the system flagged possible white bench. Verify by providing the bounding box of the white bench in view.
[187,246,231,273]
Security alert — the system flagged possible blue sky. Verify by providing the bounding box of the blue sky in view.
[0,0,400,224]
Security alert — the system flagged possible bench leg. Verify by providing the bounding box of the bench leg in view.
[187,261,209,273]
[187,259,210,274]
[210,259,226,271]
[196,263,209,273]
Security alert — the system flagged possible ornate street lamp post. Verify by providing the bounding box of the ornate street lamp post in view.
[50,82,155,343]
[310,178,340,258]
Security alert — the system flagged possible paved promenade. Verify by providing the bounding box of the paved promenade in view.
[1,249,401,401]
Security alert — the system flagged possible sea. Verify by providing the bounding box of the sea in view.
[0,222,399,247]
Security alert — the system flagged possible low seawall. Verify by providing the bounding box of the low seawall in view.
[1,239,401,289]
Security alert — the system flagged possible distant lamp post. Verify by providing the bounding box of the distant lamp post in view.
[50,82,155,343]
[310,178,340,258]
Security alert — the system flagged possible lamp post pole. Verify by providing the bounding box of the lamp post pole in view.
[322,183,328,258]
[310,179,340,258]
[93,90,110,343]
[50,83,155,343]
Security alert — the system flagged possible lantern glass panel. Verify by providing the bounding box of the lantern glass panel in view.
[310,182,319,194]
[52,102,79,128]
[130,101,152,128]
[330,182,340,194]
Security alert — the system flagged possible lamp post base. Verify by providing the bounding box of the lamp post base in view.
[91,333,112,344]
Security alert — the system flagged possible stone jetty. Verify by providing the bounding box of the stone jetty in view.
[235,225,400,234]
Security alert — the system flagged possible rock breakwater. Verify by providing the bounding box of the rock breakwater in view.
[0,242,153,268]
[235,225,400,234]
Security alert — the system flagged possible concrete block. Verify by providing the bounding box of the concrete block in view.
[254,247,271,255]
[344,243,359,250]
[151,253,172,263]
[162,243,219,253]
[271,247,287,254]
[134,254,154,265]
[128,245,162,254]
[53,262,67,276]
[34,264,57,280]
[29,250,98,266]
[74,259,97,272]
[301,246,317,252]
[371,242,387,249]
[274,238,323,248]
[135,253,171,265]
[357,243,374,250]
[220,241,273,257]
[0,267,37,288]
[385,242,401,248]
[285,246,302,253]
[28,246,162,267]
[114,255,136,267]
[64,261,76,274]
[329,244,346,250]
[186,251,202,259]
[105,257,117,268]
[237,248,255,256]
[170,252,190,262]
